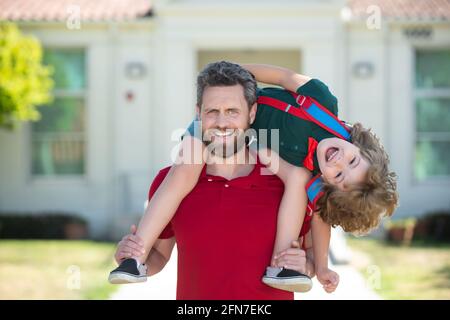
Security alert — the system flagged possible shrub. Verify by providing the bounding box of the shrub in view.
[0,23,54,129]
[385,218,417,246]
[0,212,88,239]
[413,211,450,243]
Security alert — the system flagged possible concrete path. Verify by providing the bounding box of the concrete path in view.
[110,246,381,300]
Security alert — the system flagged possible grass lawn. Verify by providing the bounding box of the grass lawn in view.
[0,240,119,300]
[346,237,450,300]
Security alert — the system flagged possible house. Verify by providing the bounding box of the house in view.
[0,0,449,240]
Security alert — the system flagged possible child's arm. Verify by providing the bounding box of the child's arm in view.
[133,136,205,264]
[303,230,316,278]
[254,147,311,265]
[311,214,340,293]
[311,214,330,272]
[241,64,311,93]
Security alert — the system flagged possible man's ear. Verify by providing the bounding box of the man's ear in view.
[196,105,201,119]
[249,103,257,124]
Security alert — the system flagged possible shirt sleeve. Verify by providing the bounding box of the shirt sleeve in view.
[296,79,339,116]
[183,115,201,140]
[256,86,264,99]
[147,167,175,239]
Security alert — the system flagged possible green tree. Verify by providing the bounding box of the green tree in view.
[0,23,54,129]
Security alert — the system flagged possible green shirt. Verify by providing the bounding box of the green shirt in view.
[251,79,339,170]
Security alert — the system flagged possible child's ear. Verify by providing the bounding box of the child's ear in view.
[249,103,257,124]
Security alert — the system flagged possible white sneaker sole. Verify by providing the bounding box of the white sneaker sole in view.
[108,272,147,284]
[262,276,313,292]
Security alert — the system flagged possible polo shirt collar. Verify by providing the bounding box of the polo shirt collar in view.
[199,157,269,189]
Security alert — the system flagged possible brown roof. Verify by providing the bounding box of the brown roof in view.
[0,0,449,22]
[0,0,153,22]
[348,0,450,21]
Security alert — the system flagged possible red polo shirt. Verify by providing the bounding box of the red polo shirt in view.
[149,159,294,300]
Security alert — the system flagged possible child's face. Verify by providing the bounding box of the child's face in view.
[316,137,370,191]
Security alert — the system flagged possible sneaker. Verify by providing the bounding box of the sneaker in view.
[262,267,312,292]
[108,258,147,284]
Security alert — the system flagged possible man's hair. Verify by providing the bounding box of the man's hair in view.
[316,123,399,235]
[197,61,257,108]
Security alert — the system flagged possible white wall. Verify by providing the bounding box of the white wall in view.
[109,26,156,238]
[346,24,387,142]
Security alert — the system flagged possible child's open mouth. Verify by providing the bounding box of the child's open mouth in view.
[325,147,339,162]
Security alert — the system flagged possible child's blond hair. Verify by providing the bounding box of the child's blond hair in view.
[316,123,399,235]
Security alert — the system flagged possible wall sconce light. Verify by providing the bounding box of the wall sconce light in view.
[352,62,374,79]
[125,62,147,79]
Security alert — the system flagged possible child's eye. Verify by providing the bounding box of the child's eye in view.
[335,172,342,178]
[350,157,356,165]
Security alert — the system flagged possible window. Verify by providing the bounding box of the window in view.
[31,49,86,176]
[414,50,450,181]
[197,49,301,89]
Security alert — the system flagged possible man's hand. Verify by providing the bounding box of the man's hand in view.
[273,240,308,275]
[316,268,340,293]
[114,225,146,264]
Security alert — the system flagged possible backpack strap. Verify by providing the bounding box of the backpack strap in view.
[293,93,351,141]
[257,91,351,141]
[306,174,324,209]
[257,96,308,121]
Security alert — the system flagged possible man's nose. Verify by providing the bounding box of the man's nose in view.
[215,113,228,129]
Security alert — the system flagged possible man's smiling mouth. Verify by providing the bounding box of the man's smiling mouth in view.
[212,130,235,137]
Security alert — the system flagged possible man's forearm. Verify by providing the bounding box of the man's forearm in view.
[145,247,169,276]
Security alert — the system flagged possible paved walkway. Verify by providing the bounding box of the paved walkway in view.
[110,246,381,300]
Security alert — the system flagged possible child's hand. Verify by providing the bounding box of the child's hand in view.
[114,225,145,264]
[316,268,339,293]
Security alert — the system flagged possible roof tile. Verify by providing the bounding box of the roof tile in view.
[0,0,152,22]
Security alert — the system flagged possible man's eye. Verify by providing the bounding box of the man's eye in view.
[350,157,356,165]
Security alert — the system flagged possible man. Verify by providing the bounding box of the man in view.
[113,62,315,299]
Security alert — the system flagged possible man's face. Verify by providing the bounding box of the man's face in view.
[197,85,256,158]
[317,137,370,191]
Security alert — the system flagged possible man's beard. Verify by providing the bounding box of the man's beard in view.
[203,128,247,159]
